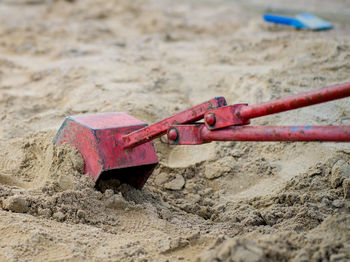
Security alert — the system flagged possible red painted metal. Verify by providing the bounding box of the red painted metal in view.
[204,104,249,130]
[205,82,350,130]
[168,128,178,141]
[205,113,216,126]
[54,113,158,189]
[168,124,350,145]
[54,82,350,189]
[122,97,227,148]
[53,98,226,189]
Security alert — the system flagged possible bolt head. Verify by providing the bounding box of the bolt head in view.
[205,113,216,126]
[168,128,178,141]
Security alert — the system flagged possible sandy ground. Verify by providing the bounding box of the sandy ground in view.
[0,0,350,261]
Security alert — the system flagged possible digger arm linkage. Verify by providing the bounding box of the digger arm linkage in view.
[166,82,350,145]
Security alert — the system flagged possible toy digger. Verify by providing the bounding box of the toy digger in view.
[54,82,350,189]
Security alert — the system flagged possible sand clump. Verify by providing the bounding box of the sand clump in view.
[0,133,154,228]
[197,155,350,262]
[330,159,350,188]
[2,195,29,213]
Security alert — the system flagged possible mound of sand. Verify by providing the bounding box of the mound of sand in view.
[0,0,349,261]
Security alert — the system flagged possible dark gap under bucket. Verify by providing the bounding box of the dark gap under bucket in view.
[95,163,158,192]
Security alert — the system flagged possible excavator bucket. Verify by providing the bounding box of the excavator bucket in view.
[54,113,158,190]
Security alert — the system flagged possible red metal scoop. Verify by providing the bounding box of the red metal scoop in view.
[54,97,226,189]
[54,83,350,189]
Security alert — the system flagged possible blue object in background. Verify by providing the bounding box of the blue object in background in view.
[263,13,333,30]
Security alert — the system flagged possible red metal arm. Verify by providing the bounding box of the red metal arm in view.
[122,97,227,148]
[204,82,350,130]
[122,82,350,148]
[167,124,350,145]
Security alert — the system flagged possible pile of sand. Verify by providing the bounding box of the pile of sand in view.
[0,0,349,261]
[1,131,350,261]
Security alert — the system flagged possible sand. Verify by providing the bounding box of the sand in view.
[0,0,350,261]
